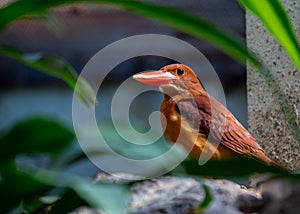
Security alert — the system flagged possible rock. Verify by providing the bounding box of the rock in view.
[129,176,204,214]
[95,174,262,214]
[81,173,300,214]
[203,179,262,214]
[70,206,105,214]
[250,174,300,214]
[95,172,144,183]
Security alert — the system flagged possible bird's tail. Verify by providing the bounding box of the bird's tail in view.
[263,154,290,172]
[269,159,290,172]
[256,151,290,172]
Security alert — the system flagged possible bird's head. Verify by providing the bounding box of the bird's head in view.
[133,64,205,97]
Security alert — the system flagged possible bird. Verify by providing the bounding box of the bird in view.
[133,63,286,170]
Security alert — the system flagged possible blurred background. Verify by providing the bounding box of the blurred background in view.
[0,0,246,130]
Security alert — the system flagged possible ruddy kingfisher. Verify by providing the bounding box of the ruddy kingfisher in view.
[133,64,286,170]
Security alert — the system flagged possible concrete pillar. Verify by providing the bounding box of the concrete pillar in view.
[246,0,300,171]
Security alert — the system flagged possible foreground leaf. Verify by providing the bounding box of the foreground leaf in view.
[0,0,258,66]
[239,0,300,71]
[0,0,76,29]
[115,1,257,66]
[0,166,128,213]
[47,189,88,214]
[0,117,74,162]
[0,45,97,106]
[0,116,128,213]
[197,184,213,212]
[33,169,129,214]
[177,157,291,178]
[0,165,53,212]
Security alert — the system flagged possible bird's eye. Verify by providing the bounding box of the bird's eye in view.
[176,68,184,75]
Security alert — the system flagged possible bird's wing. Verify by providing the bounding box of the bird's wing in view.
[217,106,264,155]
[176,94,265,156]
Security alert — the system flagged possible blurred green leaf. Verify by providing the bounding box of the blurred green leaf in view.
[43,12,66,37]
[0,0,73,29]
[32,169,129,214]
[0,0,258,67]
[239,0,300,71]
[74,179,128,213]
[0,116,128,213]
[48,189,88,214]
[0,117,74,162]
[48,184,128,214]
[197,184,213,212]
[22,197,53,214]
[177,157,291,178]
[0,45,97,107]
[0,165,52,213]
[115,1,257,67]
[99,120,171,160]
[0,166,128,213]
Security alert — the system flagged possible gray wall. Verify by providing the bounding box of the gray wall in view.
[246,0,300,171]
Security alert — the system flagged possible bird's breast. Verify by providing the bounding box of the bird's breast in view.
[160,96,235,159]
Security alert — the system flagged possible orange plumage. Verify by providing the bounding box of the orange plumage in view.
[133,64,285,170]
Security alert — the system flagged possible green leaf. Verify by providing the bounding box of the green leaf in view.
[0,45,97,107]
[43,12,66,37]
[0,117,74,162]
[115,1,257,67]
[0,165,128,213]
[47,189,88,214]
[74,179,128,213]
[0,0,258,67]
[197,184,213,212]
[0,119,77,212]
[0,0,77,30]
[32,169,129,214]
[0,0,298,73]
[0,164,53,213]
[177,157,291,178]
[239,0,300,71]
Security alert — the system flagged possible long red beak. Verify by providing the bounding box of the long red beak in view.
[133,70,179,86]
